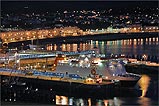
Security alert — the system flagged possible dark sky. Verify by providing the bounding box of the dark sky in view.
[1,1,158,12]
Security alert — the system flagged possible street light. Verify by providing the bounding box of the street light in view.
[14,52,20,69]
[142,54,147,64]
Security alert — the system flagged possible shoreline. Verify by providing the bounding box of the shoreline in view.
[7,32,159,48]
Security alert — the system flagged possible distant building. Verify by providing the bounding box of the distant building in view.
[127,24,142,32]
[143,26,159,32]
[0,26,84,43]
[60,26,83,36]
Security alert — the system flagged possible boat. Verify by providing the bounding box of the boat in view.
[0,52,115,95]
[53,54,141,88]
[0,67,115,98]
[0,52,141,102]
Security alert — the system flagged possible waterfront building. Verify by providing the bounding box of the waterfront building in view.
[127,24,142,32]
[143,26,159,32]
[0,26,83,44]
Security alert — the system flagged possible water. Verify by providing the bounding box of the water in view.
[4,74,156,106]
[42,37,159,105]
[54,75,158,106]
[55,96,158,106]
[46,37,159,62]
[2,37,159,105]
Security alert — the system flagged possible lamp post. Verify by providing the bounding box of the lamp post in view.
[142,54,147,64]
[14,52,20,69]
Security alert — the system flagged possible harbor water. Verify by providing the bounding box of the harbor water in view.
[1,36,159,106]
[46,37,159,62]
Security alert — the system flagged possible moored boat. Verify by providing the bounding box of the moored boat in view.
[53,54,141,88]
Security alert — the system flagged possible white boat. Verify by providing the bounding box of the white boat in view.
[54,54,141,87]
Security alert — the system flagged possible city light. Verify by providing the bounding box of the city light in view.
[0,1,158,105]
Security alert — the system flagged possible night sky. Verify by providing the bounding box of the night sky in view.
[1,1,158,12]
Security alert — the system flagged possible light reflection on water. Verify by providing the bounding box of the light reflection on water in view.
[138,75,151,97]
[137,97,151,106]
[55,95,124,106]
[55,96,156,106]
[55,75,157,106]
[46,37,159,57]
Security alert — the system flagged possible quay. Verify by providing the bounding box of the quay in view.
[0,54,143,104]
[125,63,159,75]
[0,68,115,96]
[6,32,159,48]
